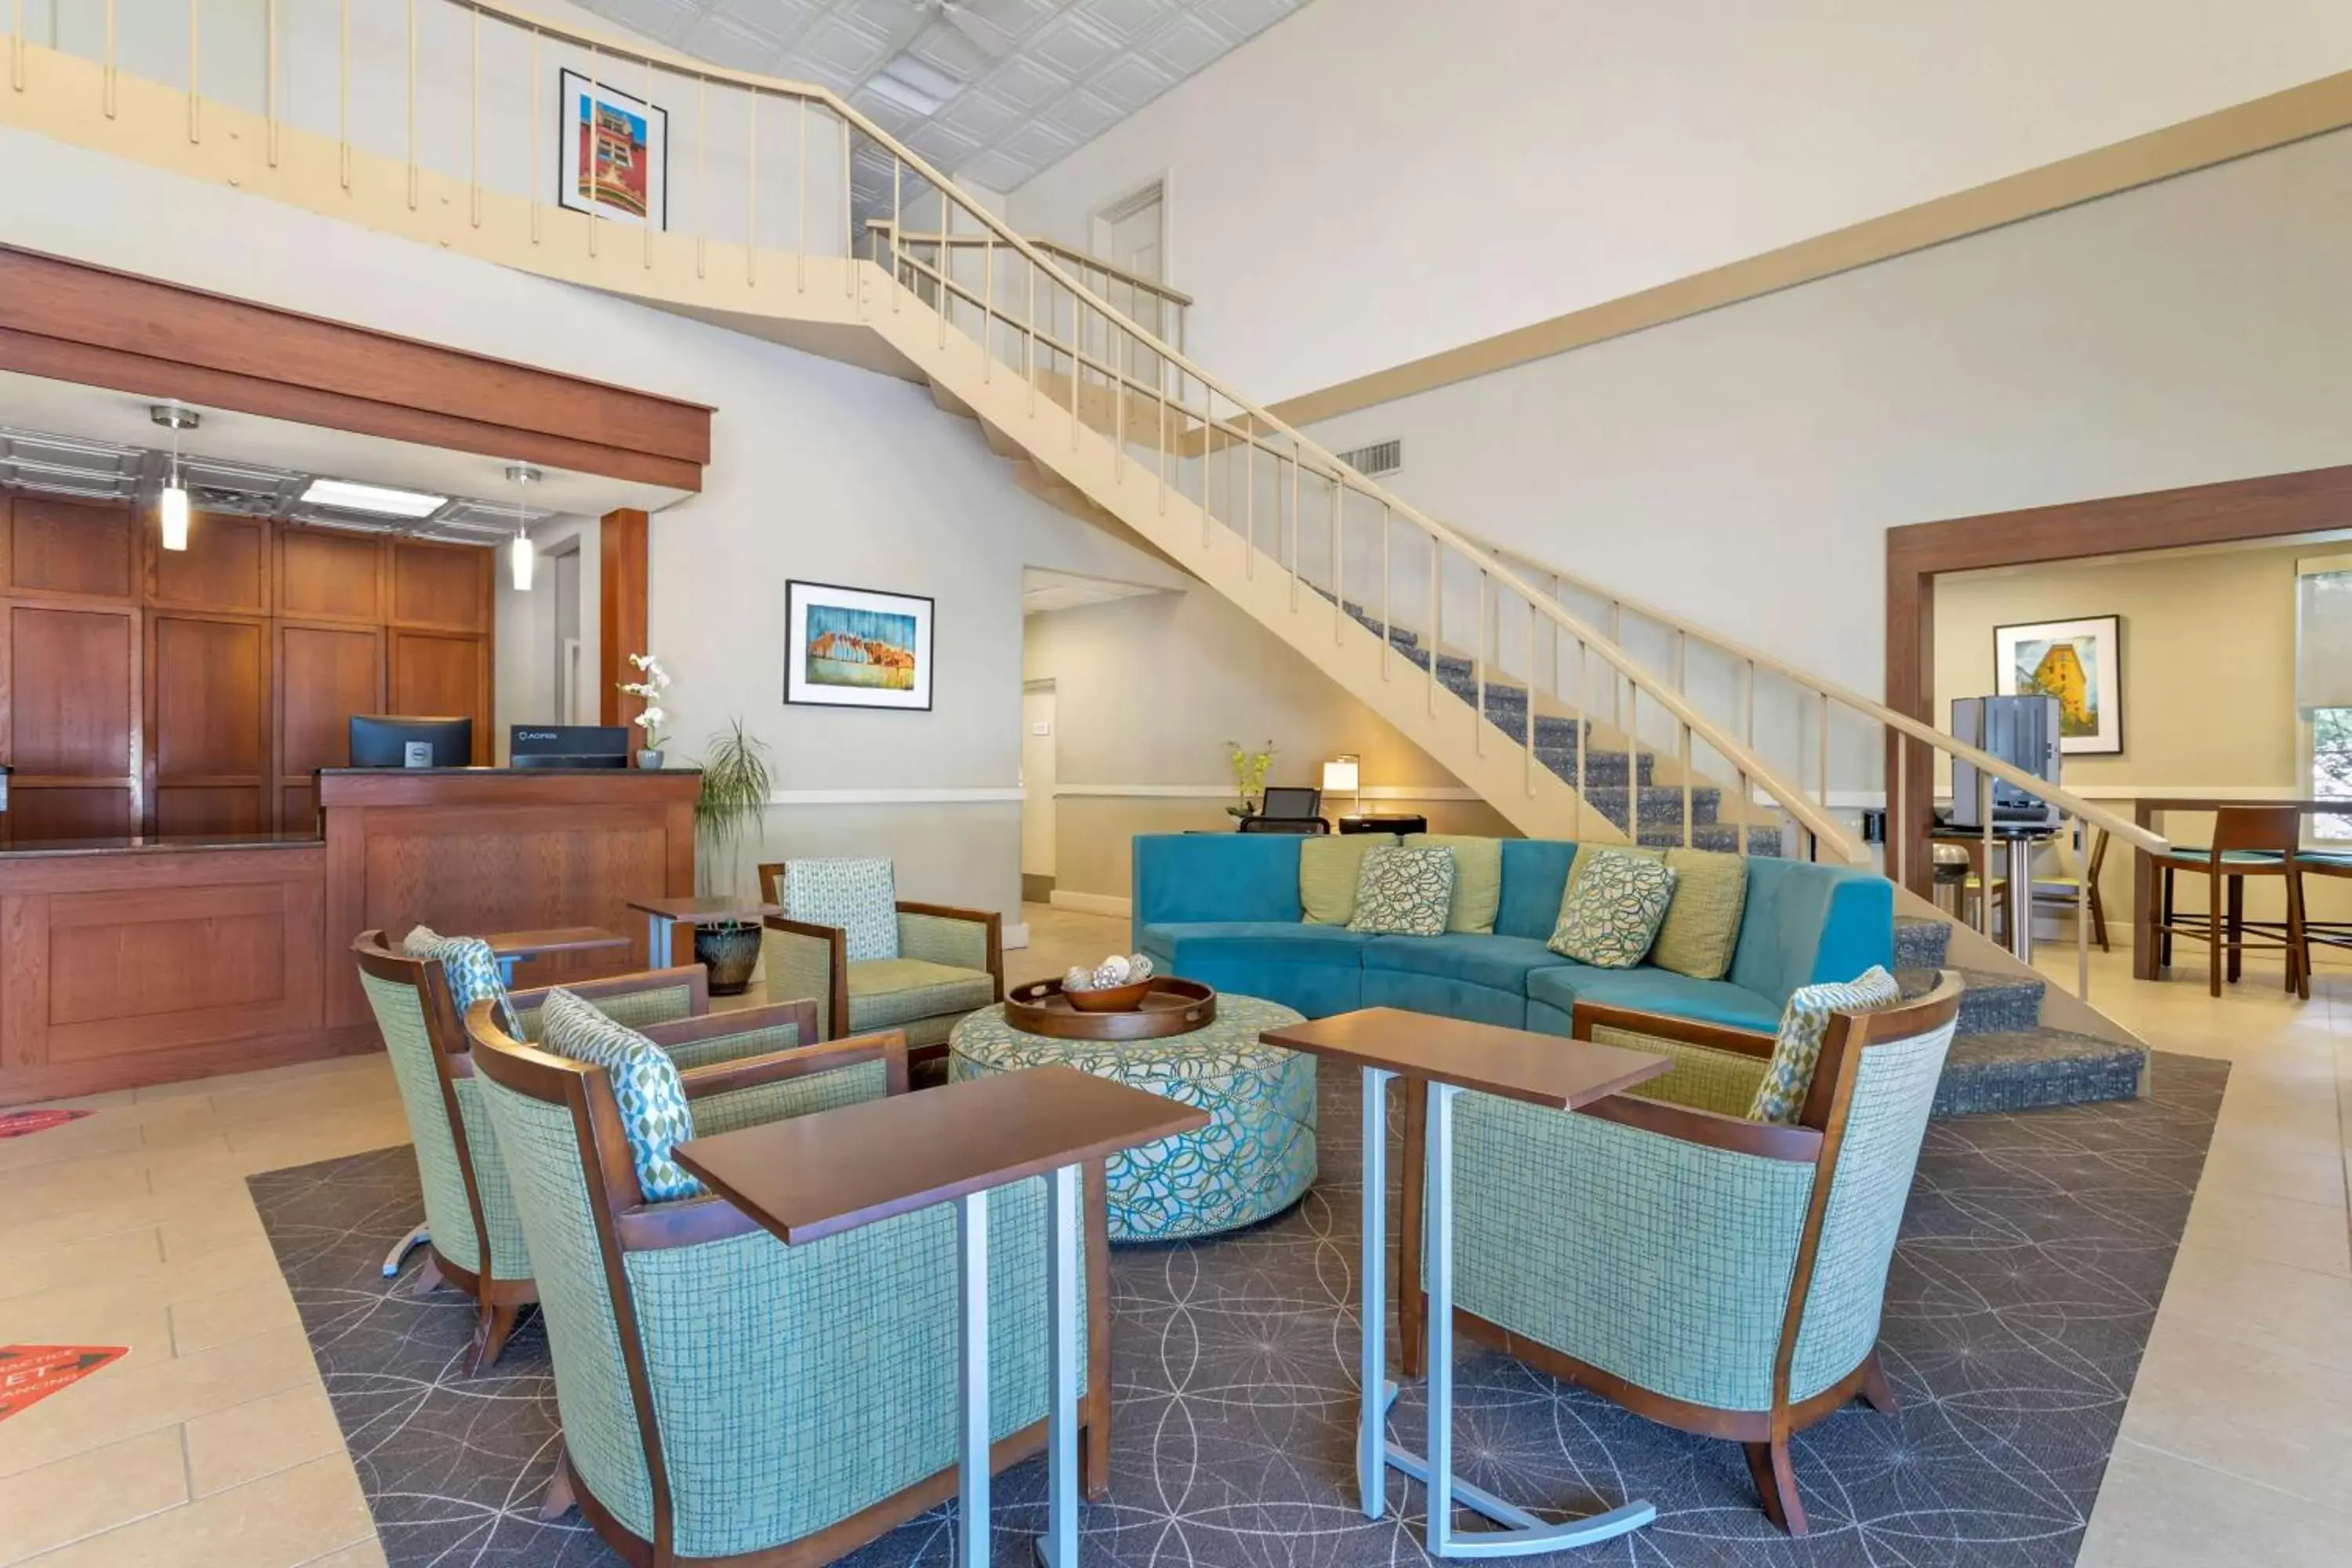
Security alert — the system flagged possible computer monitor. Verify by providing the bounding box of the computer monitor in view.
[1258,786,1322,820]
[508,724,630,769]
[349,715,473,769]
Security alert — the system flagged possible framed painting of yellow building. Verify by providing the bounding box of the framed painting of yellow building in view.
[1995,614,2122,754]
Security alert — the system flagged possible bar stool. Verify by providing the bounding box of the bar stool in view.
[2152,805,2310,999]
[2301,848,2352,962]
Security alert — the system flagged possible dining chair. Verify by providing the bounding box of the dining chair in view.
[2152,805,2310,999]
[2031,822,2110,952]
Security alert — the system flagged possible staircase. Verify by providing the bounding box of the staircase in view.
[0,1,2157,1115]
[1895,917,2148,1116]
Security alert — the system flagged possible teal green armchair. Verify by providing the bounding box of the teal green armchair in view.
[352,930,819,1372]
[1399,971,1965,1534]
[463,1002,1112,1566]
[757,861,1003,1063]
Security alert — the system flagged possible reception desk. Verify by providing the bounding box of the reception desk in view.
[0,769,698,1105]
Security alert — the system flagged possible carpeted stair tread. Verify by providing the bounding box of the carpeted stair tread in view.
[1930,1027,2149,1118]
[1900,964,2044,1035]
[1893,916,1951,970]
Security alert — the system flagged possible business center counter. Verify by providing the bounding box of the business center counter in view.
[0,768,702,1105]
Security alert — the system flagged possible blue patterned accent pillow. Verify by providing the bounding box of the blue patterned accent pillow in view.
[1746,967,1904,1125]
[1547,848,1679,967]
[403,925,519,1036]
[783,857,900,962]
[1346,845,1455,936]
[538,988,705,1203]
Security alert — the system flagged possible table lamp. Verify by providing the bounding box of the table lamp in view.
[1322,754,1362,817]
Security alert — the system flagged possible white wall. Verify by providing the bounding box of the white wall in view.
[1007,0,2352,402]
[1290,125,2352,781]
[0,117,1171,927]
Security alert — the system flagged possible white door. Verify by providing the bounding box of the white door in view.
[1021,684,1058,881]
[1093,183,1166,343]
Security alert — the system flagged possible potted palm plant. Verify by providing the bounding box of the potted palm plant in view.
[691,718,774,995]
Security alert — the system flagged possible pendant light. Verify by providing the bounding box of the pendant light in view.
[506,465,542,590]
[150,403,199,551]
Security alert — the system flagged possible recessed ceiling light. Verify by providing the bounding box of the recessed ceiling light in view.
[299,477,448,518]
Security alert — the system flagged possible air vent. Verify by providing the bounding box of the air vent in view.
[1335,437,1402,478]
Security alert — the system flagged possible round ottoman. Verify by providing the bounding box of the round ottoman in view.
[949,993,1316,1242]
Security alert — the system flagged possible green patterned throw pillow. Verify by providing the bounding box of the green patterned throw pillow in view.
[538,989,705,1203]
[1346,845,1455,937]
[1745,967,1904,1125]
[1546,848,1679,967]
[1300,833,1398,925]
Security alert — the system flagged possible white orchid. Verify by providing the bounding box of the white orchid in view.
[618,653,672,750]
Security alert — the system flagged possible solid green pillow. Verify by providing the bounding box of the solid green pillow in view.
[1298,833,1399,925]
[1403,833,1501,934]
[1651,847,1750,980]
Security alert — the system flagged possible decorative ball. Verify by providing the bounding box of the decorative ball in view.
[1127,953,1155,981]
[1095,953,1132,985]
[1064,965,1095,993]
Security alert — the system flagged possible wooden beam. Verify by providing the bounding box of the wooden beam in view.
[600,509,650,731]
[0,245,710,492]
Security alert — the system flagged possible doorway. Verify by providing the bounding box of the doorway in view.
[1091,180,1167,346]
[1022,681,1058,904]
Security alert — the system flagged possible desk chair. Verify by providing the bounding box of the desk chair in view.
[2152,806,2310,999]
[1237,784,1330,834]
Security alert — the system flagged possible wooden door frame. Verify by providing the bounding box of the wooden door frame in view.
[1885,460,2352,895]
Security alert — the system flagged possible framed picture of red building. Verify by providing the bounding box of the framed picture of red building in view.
[557,68,668,228]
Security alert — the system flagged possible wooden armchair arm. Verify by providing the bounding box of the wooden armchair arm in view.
[1577,1094,1823,1161]
[897,901,1006,992]
[677,1029,909,1101]
[511,964,711,1016]
[641,999,819,1056]
[1570,1000,1777,1059]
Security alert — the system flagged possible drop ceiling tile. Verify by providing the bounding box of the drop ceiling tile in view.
[596,0,706,45]
[1036,87,1125,143]
[957,147,1040,191]
[713,0,820,40]
[937,87,1026,140]
[684,13,789,73]
[998,117,1080,167]
[1197,0,1300,42]
[1090,51,1176,111]
[906,24,996,83]
[966,0,1065,41]
[848,87,925,138]
[1134,13,1229,75]
[1075,0,1183,44]
[905,119,985,168]
[796,13,897,78]
[978,53,1071,111]
[1024,12,1121,78]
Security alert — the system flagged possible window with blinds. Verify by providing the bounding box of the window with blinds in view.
[2297,554,2352,840]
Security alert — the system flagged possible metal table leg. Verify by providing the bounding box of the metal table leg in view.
[958,1189,992,1568]
[2003,842,2036,963]
[495,955,522,987]
[1374,1078,1657,1557]
[1039,1163,1081,1568]
[648,913,675,970]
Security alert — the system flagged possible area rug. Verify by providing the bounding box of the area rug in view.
[252,1051,2226,1567]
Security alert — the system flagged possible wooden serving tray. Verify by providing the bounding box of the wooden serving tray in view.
[1004,978,1218,1041]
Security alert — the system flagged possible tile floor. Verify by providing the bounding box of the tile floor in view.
[0,909,2343,1566]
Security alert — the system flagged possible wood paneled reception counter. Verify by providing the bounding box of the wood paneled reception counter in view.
[0,769,698,1105]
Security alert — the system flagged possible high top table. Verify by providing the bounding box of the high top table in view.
[1260,1007,1670,1558]
[674,1065,1207,1568]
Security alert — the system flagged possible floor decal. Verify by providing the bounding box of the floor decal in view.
[0,1345,130,1424]
[0,1109,94,1139]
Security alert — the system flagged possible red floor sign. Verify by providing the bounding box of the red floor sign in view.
[0,1346,129,1424]
[0,1110,93,1140]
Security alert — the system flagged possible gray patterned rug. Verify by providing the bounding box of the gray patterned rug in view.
[252,1051,2225,1567]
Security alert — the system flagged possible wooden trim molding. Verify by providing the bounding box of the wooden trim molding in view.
[0,245,710,492]
[1883,460,2352,895]
[1266,71,2352,431]
[599,509,650,730]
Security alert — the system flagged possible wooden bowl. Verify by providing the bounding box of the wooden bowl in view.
[1063,978,1156,1012]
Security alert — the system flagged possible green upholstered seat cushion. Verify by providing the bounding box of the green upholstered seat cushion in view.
[1746,966,1904,1124]
[1347,844,1455,936]
[1298,833,1399,925]
[1650,847,1749,981]
[782,856,900,961]
[537,988,704,1202]
[1548,848,1679,967]
[1403,833,1502,933]
[1361,933,1570,995]
[1524,964,1783,1033]
[402,924,518,1035]
[845,957,996,1032]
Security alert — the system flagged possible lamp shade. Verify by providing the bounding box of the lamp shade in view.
[1321,757,1360,795]
[158,485,191,551]
[510,532,535,591]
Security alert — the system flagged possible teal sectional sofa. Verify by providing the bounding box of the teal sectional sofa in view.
[1131,835,1893,1034]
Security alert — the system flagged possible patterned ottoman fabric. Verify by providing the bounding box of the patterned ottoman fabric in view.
[949,995,1316,1243]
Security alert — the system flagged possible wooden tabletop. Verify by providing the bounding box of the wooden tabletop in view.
[1259,1007,1669,1110]
[482,926,630,958]
[673,1065,1210,1245]
[626,895,779,923]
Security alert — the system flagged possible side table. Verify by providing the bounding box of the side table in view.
[626,894,777,979]
[1261,1007,1669,1557]
[675,1066,1207,1568]
[1338,813,1429,836]
[482,926,629,985]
